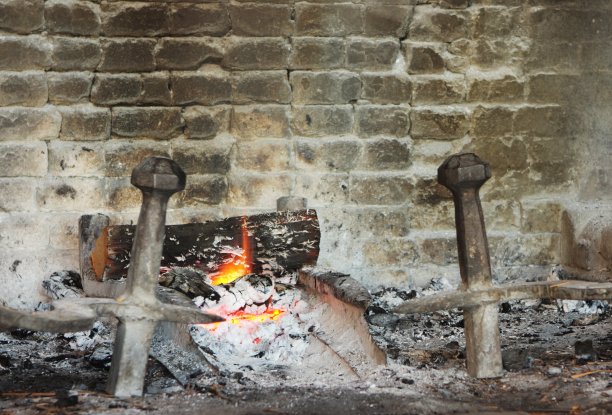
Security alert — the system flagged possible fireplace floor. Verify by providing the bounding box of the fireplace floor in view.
[1,282,610,415]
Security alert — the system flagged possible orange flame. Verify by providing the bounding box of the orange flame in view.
[203,308,285,332]
[209,217,252,286]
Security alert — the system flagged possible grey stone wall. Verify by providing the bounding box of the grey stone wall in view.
[0,0,611,308]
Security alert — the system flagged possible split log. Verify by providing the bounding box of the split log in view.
[81,210,320,282]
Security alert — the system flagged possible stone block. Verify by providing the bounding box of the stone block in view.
[99,39,155,72]
[224,38,290,70]
[59,106,110,141]
[169,3,230,36]
[227,173,292,207]
[468,76,524,103]
[0,178,36,212]
[0,107,61,140]
[356,105,410,138]
[347,39,399,70]
[410,7,469,42]
[349,208,411,239]
[0,72,47,106]
[350,174,413,205]
[482,200,521,232]
[528,74,576,104]
[105,177,142,211]
[176,175,227,207]
[514,106,568,137]
[140,73,172,105]
[0,141,47,177]
[231,105,290,139]
[111,107,183,139]
[45,0,100,36]
[359,138,411,170]
[289,37,345,70]
[437,0,470,7]
[364,5,411,37]
[291,71,360,104]
[296,4,363,36]
[0,0,44,34]
[51,37,101,71]
[183,106,230,140]
[419,237,457,266]
[410,200,455,230]
[36,177,105,212]
[47,141,104,176]
[411,109,469,140]
[295,139,361,172]
[172,73,231,105]
[291,105,353,137]
[47,71,93,104]
[471,106,514,139]
[525,42,582,73]
[101,2,169,36]
[104,140,171,177]
[91,74,142,106]
[0,214,49,249]
[48,212,82,250]
[405,44,445,74]
[525,137,574,187]
[230,3,293,36]
[361,74,411,104]
[469,136,528,179]
[412,77,465,104]
[363,238,419,266]
[521,201,562,233]
[472,38,522,70]
[412,177,453,206]
[473,6,522,39]
[0,36,51,70]
[233,71,291,104]
[155,38,223,70]
[171,139,232,175]
[530,8,611,42]
[295,173,350,204]
[234,140,291,172]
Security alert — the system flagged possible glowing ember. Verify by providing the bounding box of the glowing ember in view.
[209,217,252,286]
[202,308,285,332]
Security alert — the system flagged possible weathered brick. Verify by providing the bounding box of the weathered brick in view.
[45,0,100,36]
[51,37,101,71]
[296,139,361,172]
[234,140,291,172]
[363,238,419,267]
[356,106,410,138]
[140,73,171,105]
[0,107,60,140]
[350,174,413,205]
[36,177,104,212]
[530,9,611,42]
[0,72,47,107]
[233,71,291,104]
[172,73,231,105]
[410,200,454,230]
[296,4,363,36]
[361,74,411,104]
[412,177,453,206]
[349,208,411,238]
[405,44,445,74]
[290,37,345,70]
[291,105,353,137]
[155,38,223,70]
[419,237,457,266]
[468,76,524,102]
[0,0,44,34]
[105,177,141,211]
[482,200,521,231]
[359,138,411,170]
[47,72,92,104]
[112,107,183,139]
[231,105,290,139]
[176,175,227,207]
[520,201,562,233]
[228,173,292,207]
[47,141,104,176]
[224,38,290,70]
[473,6,522,39]
[472,38,522,69]
[437,0,470,8]
[410,7,469,42]
[364,5,411,37]
[105,141,171,177]
[183,106,230,140]
[291,71,360,104]
[514,106,568,137]
[471,106,514,138]
[410,109,469,140]
[99,39,156,72]
[0,36,51,70]
[296,173,350,204]
[469,137,528,177]
[102,2,169,37]
[169,3,230,36]
[526,137,574,187]
[0,142,47,177]
[347,39,399,70]
[171,140,232,175]
[0,214,49,249]
[412,77,465,104]
[59,106,110,141]
[0,179,36,211]
[230,3,293,36]
[91,74,142,106]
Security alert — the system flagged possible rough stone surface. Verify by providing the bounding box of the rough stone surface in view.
[291,71,361,104]
[104,141,171,177]
[0,0,44,34]
[290,37,345,70]
[59,106,110,141]
[91,74,142,106]
[0,141,47,177]
[99,39,156,72]
[233,71,291,104]
[111,107,183,139]
[231,105,290,139]
[51,37,101,71]
[45,0,100,36]
[155,38,223,70]
[364,5,411,37]
[296,4,363,36]
[224,38,290,70]
[229,4,293,37]
[356,106,410,138]
[411,109,470,140]
[291,105,353,137]
[295,139,361,172]
[361,74,412,105]
[0,72,47,107]
[0,107,61,140]
[47,141,104,176]
[234,140,291,172]
[0,36,51,70]
[172,73,231,105]
[347,39,399,70]
[172,140,232,175]
[183,106,229,140]
[47,72,93,104]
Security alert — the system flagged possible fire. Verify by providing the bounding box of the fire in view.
[203,308,285,332]
[209,217,252,286]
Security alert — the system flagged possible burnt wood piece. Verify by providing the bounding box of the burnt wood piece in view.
[87,210,320,281]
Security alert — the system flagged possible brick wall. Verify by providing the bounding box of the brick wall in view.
[0,0,611,308]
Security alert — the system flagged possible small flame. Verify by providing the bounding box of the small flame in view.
[203,308,285,332]
[209,217,252,286]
